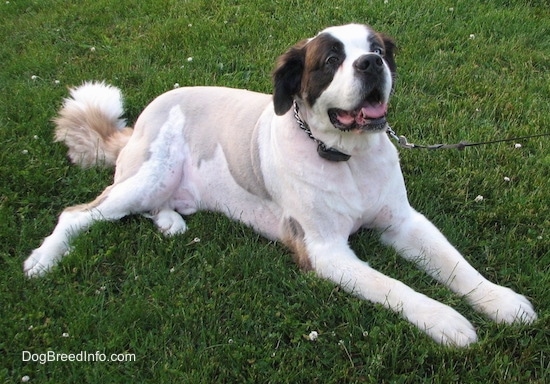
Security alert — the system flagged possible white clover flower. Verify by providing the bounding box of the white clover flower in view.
[308,331,318,341]
[33,135,38,140]
[62,332,69,338]
[514,143,522,149]
[503,177,510,182]
[21,376,30,383]
[469,34,476,39]
[22,149,29,155]
[54,80,60,85]
[187,57,193,62]
[173,83,180,89]
[474,195,484,202]
[31,75,38,80]
[186,237,201,246]
[169,267,175,273]
[90,46,96,52]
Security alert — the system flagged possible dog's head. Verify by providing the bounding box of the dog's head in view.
[273,24,396,147]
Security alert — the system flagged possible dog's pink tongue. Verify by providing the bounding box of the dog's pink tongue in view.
[336,103,387,126]
[356,103,387,124]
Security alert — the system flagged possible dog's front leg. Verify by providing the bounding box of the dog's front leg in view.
[380,209,537,325]
[307,239,478,347]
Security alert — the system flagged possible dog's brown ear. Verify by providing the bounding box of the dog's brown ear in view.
[272,40,307,116]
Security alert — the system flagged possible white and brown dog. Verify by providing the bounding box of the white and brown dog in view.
[24,24,536,346]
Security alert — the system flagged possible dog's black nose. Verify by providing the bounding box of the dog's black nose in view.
[354,54,384,73]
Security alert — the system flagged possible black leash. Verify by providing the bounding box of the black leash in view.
[294,100,548,159]
[386,125,550,150]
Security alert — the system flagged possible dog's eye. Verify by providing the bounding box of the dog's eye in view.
[373,47,384,56]
[326,56,340,65]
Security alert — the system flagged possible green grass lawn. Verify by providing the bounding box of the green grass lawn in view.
[1,0,549,382]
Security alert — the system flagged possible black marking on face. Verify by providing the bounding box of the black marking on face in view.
[272,39,308,115]
[368,32,397,78]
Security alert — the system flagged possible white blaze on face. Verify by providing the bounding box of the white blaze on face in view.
[319,24,392,112]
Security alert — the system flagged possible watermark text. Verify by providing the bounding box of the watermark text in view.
[22,350,135,365]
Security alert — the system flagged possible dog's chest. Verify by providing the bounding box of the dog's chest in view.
[334,144,405,230]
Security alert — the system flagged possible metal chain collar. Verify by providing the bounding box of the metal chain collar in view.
[293,101,351,162]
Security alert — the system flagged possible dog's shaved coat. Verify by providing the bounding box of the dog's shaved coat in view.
[25,24,536,347]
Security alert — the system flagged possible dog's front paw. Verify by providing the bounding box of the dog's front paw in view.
[405,297,478,347]
[468,283,537,324]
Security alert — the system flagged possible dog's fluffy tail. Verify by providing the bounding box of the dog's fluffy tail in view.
[53,81,133,168]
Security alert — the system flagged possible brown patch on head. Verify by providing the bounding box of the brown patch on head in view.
[281,217,312,271]
[272,33,345,115]
[301,33,345,107]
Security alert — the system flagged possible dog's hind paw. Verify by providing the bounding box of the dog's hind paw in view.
[23,250,57,278]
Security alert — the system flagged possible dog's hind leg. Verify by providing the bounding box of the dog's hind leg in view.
[24,167,185,277]
[24,105,187,277]
[24,184,129,277]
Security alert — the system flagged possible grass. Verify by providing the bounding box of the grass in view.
[1,0,548,382]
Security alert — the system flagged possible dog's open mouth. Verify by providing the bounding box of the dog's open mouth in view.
[328,90,388,132]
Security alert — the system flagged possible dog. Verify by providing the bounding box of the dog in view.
[24,24,536,346]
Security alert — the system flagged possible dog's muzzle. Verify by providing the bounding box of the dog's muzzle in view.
[328,54,389,132]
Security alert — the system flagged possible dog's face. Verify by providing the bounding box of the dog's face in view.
[273,24,396,136]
